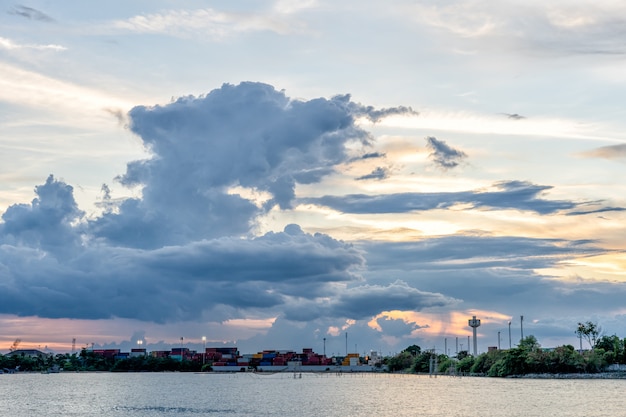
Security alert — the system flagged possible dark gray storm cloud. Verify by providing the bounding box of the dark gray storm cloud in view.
[281,280,458,322]
[359,235,610,321]
[302,180,583,214]
[361,236,604,273]
[330,281,458,320]
[0,221,365,322]
[376,317,426,338]
[8,5,54,22]
[425,136,467,169]
[358,236,625,347]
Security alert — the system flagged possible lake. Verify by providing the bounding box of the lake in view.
[0,372,622,416]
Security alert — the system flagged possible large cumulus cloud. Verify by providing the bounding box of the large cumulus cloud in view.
[91,82,412,249]
[0,82,431,327]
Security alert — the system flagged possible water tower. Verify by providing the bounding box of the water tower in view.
[468,315,481,356]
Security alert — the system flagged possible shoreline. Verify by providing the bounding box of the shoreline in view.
[509,372,626,379]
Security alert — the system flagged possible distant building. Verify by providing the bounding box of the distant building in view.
[6,349,48,358]
[92,349,121,359]
[130,348,147,357]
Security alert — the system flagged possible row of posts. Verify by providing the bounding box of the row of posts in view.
[438,315,526,357]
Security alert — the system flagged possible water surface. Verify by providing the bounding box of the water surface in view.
[0,372,622,416]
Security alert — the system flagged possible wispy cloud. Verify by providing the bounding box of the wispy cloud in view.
[272,0,318,14]
[0,36,65,51]
[503,113,526,120]
[8,5,54,22]
[425,136,467,169]
[0,63,133,123]
[401,0,626,56]
[302,180,593,215]
[376,110,614,142]
[356,167,389,181]
[578,143,626,160]
[110,7,307,39]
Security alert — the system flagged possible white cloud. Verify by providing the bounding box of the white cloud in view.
[0,62,134,123]
[273,0,318,14]
[110,7,307,39]
[401,0,626,55]
[0,36,66,51]
[368,110,623,142]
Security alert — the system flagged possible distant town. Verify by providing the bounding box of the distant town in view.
[1,344,384,374]
[3,320,626,377]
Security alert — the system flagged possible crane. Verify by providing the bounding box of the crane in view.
[9,338,21,352]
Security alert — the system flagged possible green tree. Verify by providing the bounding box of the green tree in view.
[595,335,623,364]
[576,321,601,349]
[456,355,475,374]
[471,350,505,375]
[386,351,414,372]
[456,350,469,360]
[404,344,421,356]
[546,345,585,373]
[412,351,433,373]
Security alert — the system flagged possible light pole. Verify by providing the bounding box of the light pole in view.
[508,321,512,349]
[498,331,501,350]
[180,337,184,362]
[323,337,326,357]
[520,315,524,342]
[202,336,206,366]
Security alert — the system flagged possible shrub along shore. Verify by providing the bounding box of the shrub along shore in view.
[386,334,626,377]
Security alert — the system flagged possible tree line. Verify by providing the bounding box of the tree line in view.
[386,324,626,377]
[0,349,207,373]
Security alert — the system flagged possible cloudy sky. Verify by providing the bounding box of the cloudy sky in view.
[1,0,626,356]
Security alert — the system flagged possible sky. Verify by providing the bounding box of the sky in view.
[1,0,626,357]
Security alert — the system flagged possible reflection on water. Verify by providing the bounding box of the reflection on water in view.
[0,372,623,417]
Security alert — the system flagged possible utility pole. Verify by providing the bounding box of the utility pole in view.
[508,321,512,349]
[498,331,501,350]
[520,315,524,342]
[202,336,206,366]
